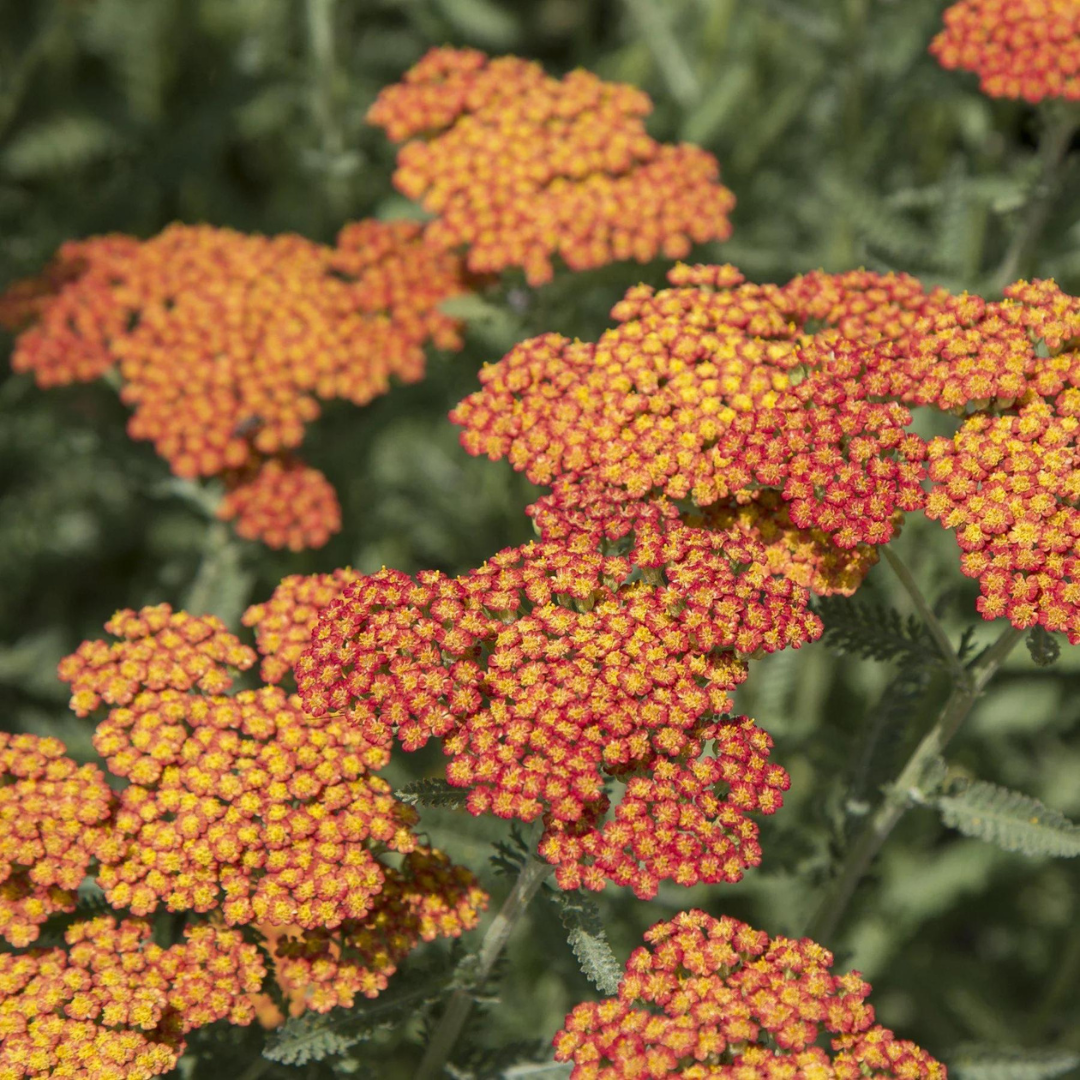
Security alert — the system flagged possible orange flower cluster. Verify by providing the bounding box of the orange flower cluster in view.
[926,395,1080,641]
[930,0,1080,102]
[368,48,735,285]
[242,568,363,684]
[553,909,946,1080]
[297,530,818,896]
[4,220,467,549]
[452,265,929,556]
[0,916,264,1080]
[0,734,113,947]
[217,457,342,552]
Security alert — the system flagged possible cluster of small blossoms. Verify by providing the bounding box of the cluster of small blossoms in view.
[216,456,343,552]
[926,394,1080,640]
[2,220,467,549]
[553,909,946,1080]
[452,264,930,557]
[368,48,735,285]
[0,916,264,1080]
[242,568,364,684]
[0,734,113,947]
[930,0,1080,102]
[296,528,818,896]
[256,848,488,1017]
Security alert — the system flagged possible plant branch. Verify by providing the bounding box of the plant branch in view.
[622,0,701,108]
[881,545,965,681]
[803,623,1024,943]
[414,855,552,1080]
[991,106,1079,292]
[305,0,350,219]
[183,516,252,626]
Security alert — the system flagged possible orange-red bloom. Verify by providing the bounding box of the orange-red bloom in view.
[0,916,265,1080]
[0,734,114,947]
[554,909,946,1080]
[297,531,818,895]
[931,0,1080,102]
[368,48,735,285]
[217,456,342,552]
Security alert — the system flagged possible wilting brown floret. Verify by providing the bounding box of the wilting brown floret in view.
[243,568,364,684]
[0,916,265,1080]
[931,0,1080,102]
[217,456,343,552]
[4,221,466,548]
[258,848,487,1015]
[554,909,947,1080]
[368,48,735,285]
[0,734,114,947]
[296,532,818,896]
[926,393,1080,641]
[57,604,256,717]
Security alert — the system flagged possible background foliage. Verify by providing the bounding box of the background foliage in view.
[1,0,1078,1077]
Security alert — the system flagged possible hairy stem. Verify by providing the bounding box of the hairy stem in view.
[881,545,966,682]
[992,107,1078,293]
[804,623,1024,943]
[183,517,252,626]
[415,856,552,1080]
[622,0,700,108]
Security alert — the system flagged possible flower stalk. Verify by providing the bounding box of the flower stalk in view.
[415,855,552,1080]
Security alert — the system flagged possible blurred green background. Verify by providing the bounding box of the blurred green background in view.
[1,0,1078,1076]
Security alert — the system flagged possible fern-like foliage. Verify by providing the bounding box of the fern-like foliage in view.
[1026,625,1061,668]
[815,596,944,669]
[262,965,455,1066]
[545,889,622,995]
[935,780,1080,858]
[396,776,469,811]
[500,1064,574,1080]
[950,1045,1080,1080]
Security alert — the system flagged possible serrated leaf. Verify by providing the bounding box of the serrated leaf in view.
[1026,625,1061,667]
[950,1045,1080,1080]
[935,781,1080,858]
[2,115,123,180]
[546,891,621,995]
[262,1012,368,1066]
[815,596,943,669]
[396,777,469,810]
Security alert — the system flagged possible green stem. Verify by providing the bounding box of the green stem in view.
[414,856,552,1080]
[183,517,252,626]
[992,107,1078,292]
[305,0,350,221]
[881,545,966,682]
[622,0,701,108]
[803,623,1024,943]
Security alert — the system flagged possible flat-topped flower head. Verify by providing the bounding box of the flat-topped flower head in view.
[216,456,342,552]
[451,268,928,550]
[0,733,114,946]
[57,603,256,717]
[0,916,265,1080]
[243,568,365,684]
[259,847,487,1015]
[926,394,1080,640]
[554,909,947,1080]
[931,0,1080,102]
[368,48,735,285]
[297,534,818,895]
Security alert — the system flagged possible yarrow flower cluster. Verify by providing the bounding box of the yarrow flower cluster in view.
[0,734,113,947]
[368,48,736,285]
[930,0,1080,102]
[2,220,467,549]
[0,916,265,1080]
[295,527,819,897]
[553,909,946,1080]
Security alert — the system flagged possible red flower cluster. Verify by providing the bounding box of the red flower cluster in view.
[0,734,113,947]
[368,48,735,285]
[3,220,467,549]
[242,568,364,684]
[554,909,946,1080]
[217,457,342,552]
[0,916,264,1080]
[931,0,1080,102]
[296,530,819,896]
